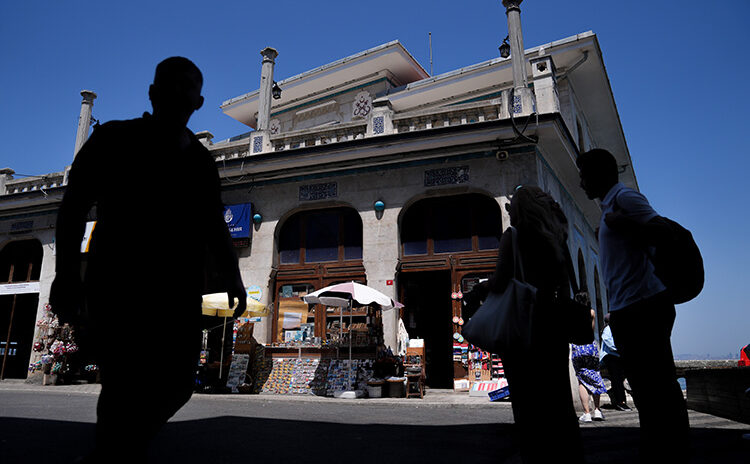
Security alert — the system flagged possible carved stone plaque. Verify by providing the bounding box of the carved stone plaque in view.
[424,166,469,187]
[299,182,338,201]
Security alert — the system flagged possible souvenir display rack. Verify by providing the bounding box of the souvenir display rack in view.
[324,304,382,347]
[249,302,382,396]
[491,353,504,379]
[468,348,493,383]
[28,304,88,384]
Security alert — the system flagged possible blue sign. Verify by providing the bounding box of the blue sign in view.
[224,203,252,238]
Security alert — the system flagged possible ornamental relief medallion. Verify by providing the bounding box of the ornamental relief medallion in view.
[269,119,281,135]
[352,91,372,119]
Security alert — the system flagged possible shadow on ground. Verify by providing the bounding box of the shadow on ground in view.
[1,416,747,464]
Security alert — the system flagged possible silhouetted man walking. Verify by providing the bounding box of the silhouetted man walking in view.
[51,57,246,463]
[577,148,689,463]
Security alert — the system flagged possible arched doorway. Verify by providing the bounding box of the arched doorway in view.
[593,266,605,336]
[576,249,588,294]
[273,207,365,344]
[0,239,43,379]
[398,193,502,388]
[577,248,604,337]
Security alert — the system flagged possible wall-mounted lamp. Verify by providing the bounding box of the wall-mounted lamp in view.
[374,199,385,220]
[272,81,282,100]
[499,36,511,59]
[253,213,263,224]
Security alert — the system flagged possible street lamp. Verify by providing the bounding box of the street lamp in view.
[272,81,282,100]
[499,35,511,58]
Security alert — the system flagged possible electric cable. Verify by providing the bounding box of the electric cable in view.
[507,87,539,145]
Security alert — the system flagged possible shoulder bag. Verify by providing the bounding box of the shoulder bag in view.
[462,227,537,355]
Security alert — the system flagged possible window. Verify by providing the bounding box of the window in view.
[305,211,340,263]
[279,215,301,264]
[0,240,43,283]
[402,202,428,255]
[400,194,501,256]
[278,207,362,265]
[432,199,472,253]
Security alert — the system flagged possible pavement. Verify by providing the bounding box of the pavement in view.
[1,380,749,463]
[0,379,506,407]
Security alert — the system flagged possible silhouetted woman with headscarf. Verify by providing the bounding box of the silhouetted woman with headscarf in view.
[490,186,583,463]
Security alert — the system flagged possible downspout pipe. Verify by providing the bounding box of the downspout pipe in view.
[557,51,589,82]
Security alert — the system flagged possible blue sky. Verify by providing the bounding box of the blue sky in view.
[2,1,748,357]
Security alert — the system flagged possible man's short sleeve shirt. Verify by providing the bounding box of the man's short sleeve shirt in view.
[599,326,618,361]
[599,183,665,311]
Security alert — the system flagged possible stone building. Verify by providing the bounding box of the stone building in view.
[0,30,637,386]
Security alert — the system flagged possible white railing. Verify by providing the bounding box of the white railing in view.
[392,95,509,135]
[269,121,368,152]
[3,173,65,195]
[209,70,562,161]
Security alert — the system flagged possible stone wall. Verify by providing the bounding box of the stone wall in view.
[221,149,538,349]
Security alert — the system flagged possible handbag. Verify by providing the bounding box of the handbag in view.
[463,227,537,355]
[560,247,594,345]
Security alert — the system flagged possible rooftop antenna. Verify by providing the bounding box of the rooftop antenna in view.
[428,32,433,76]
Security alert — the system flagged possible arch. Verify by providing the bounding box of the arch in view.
[0,239,43,283]
[0,239,42,379]
[594,266,605,335]
[576,249,588,292]
[272,205,365,344]
[276,206,362,265]
[399,192,502,257]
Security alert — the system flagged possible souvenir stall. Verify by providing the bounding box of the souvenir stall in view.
[452,288,509,399]
[250,282,399,397]
[195,290,268,393]
[28,303,89,385]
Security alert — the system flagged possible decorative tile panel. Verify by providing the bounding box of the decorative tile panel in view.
[252,136,264,153]
[424,166,469,187]
[513,95,522,114]
[299,182,338,201]
[373,116,385,134]
[352,91,372,119]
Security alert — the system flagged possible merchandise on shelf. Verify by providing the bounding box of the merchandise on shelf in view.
[325,359,374,395]
[28,303,84,381]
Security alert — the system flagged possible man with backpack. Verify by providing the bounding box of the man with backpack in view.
[577,148,699,463]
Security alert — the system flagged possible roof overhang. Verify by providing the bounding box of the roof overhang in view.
[220,41,428,129]
[381,31,635,189]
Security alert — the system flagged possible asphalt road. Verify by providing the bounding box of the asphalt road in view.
[1,389,748,464]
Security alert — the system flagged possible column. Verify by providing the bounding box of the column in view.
[501,0,533,115]
[74,90,97,157]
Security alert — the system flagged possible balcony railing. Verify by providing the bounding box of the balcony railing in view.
[208,90,512,162]
[2,172,65,196]
[270,121,367,152]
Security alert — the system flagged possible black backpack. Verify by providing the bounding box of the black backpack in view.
[649,216,704,304]
[615,194,704,304]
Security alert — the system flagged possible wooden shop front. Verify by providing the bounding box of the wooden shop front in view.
[397,193,502,388]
